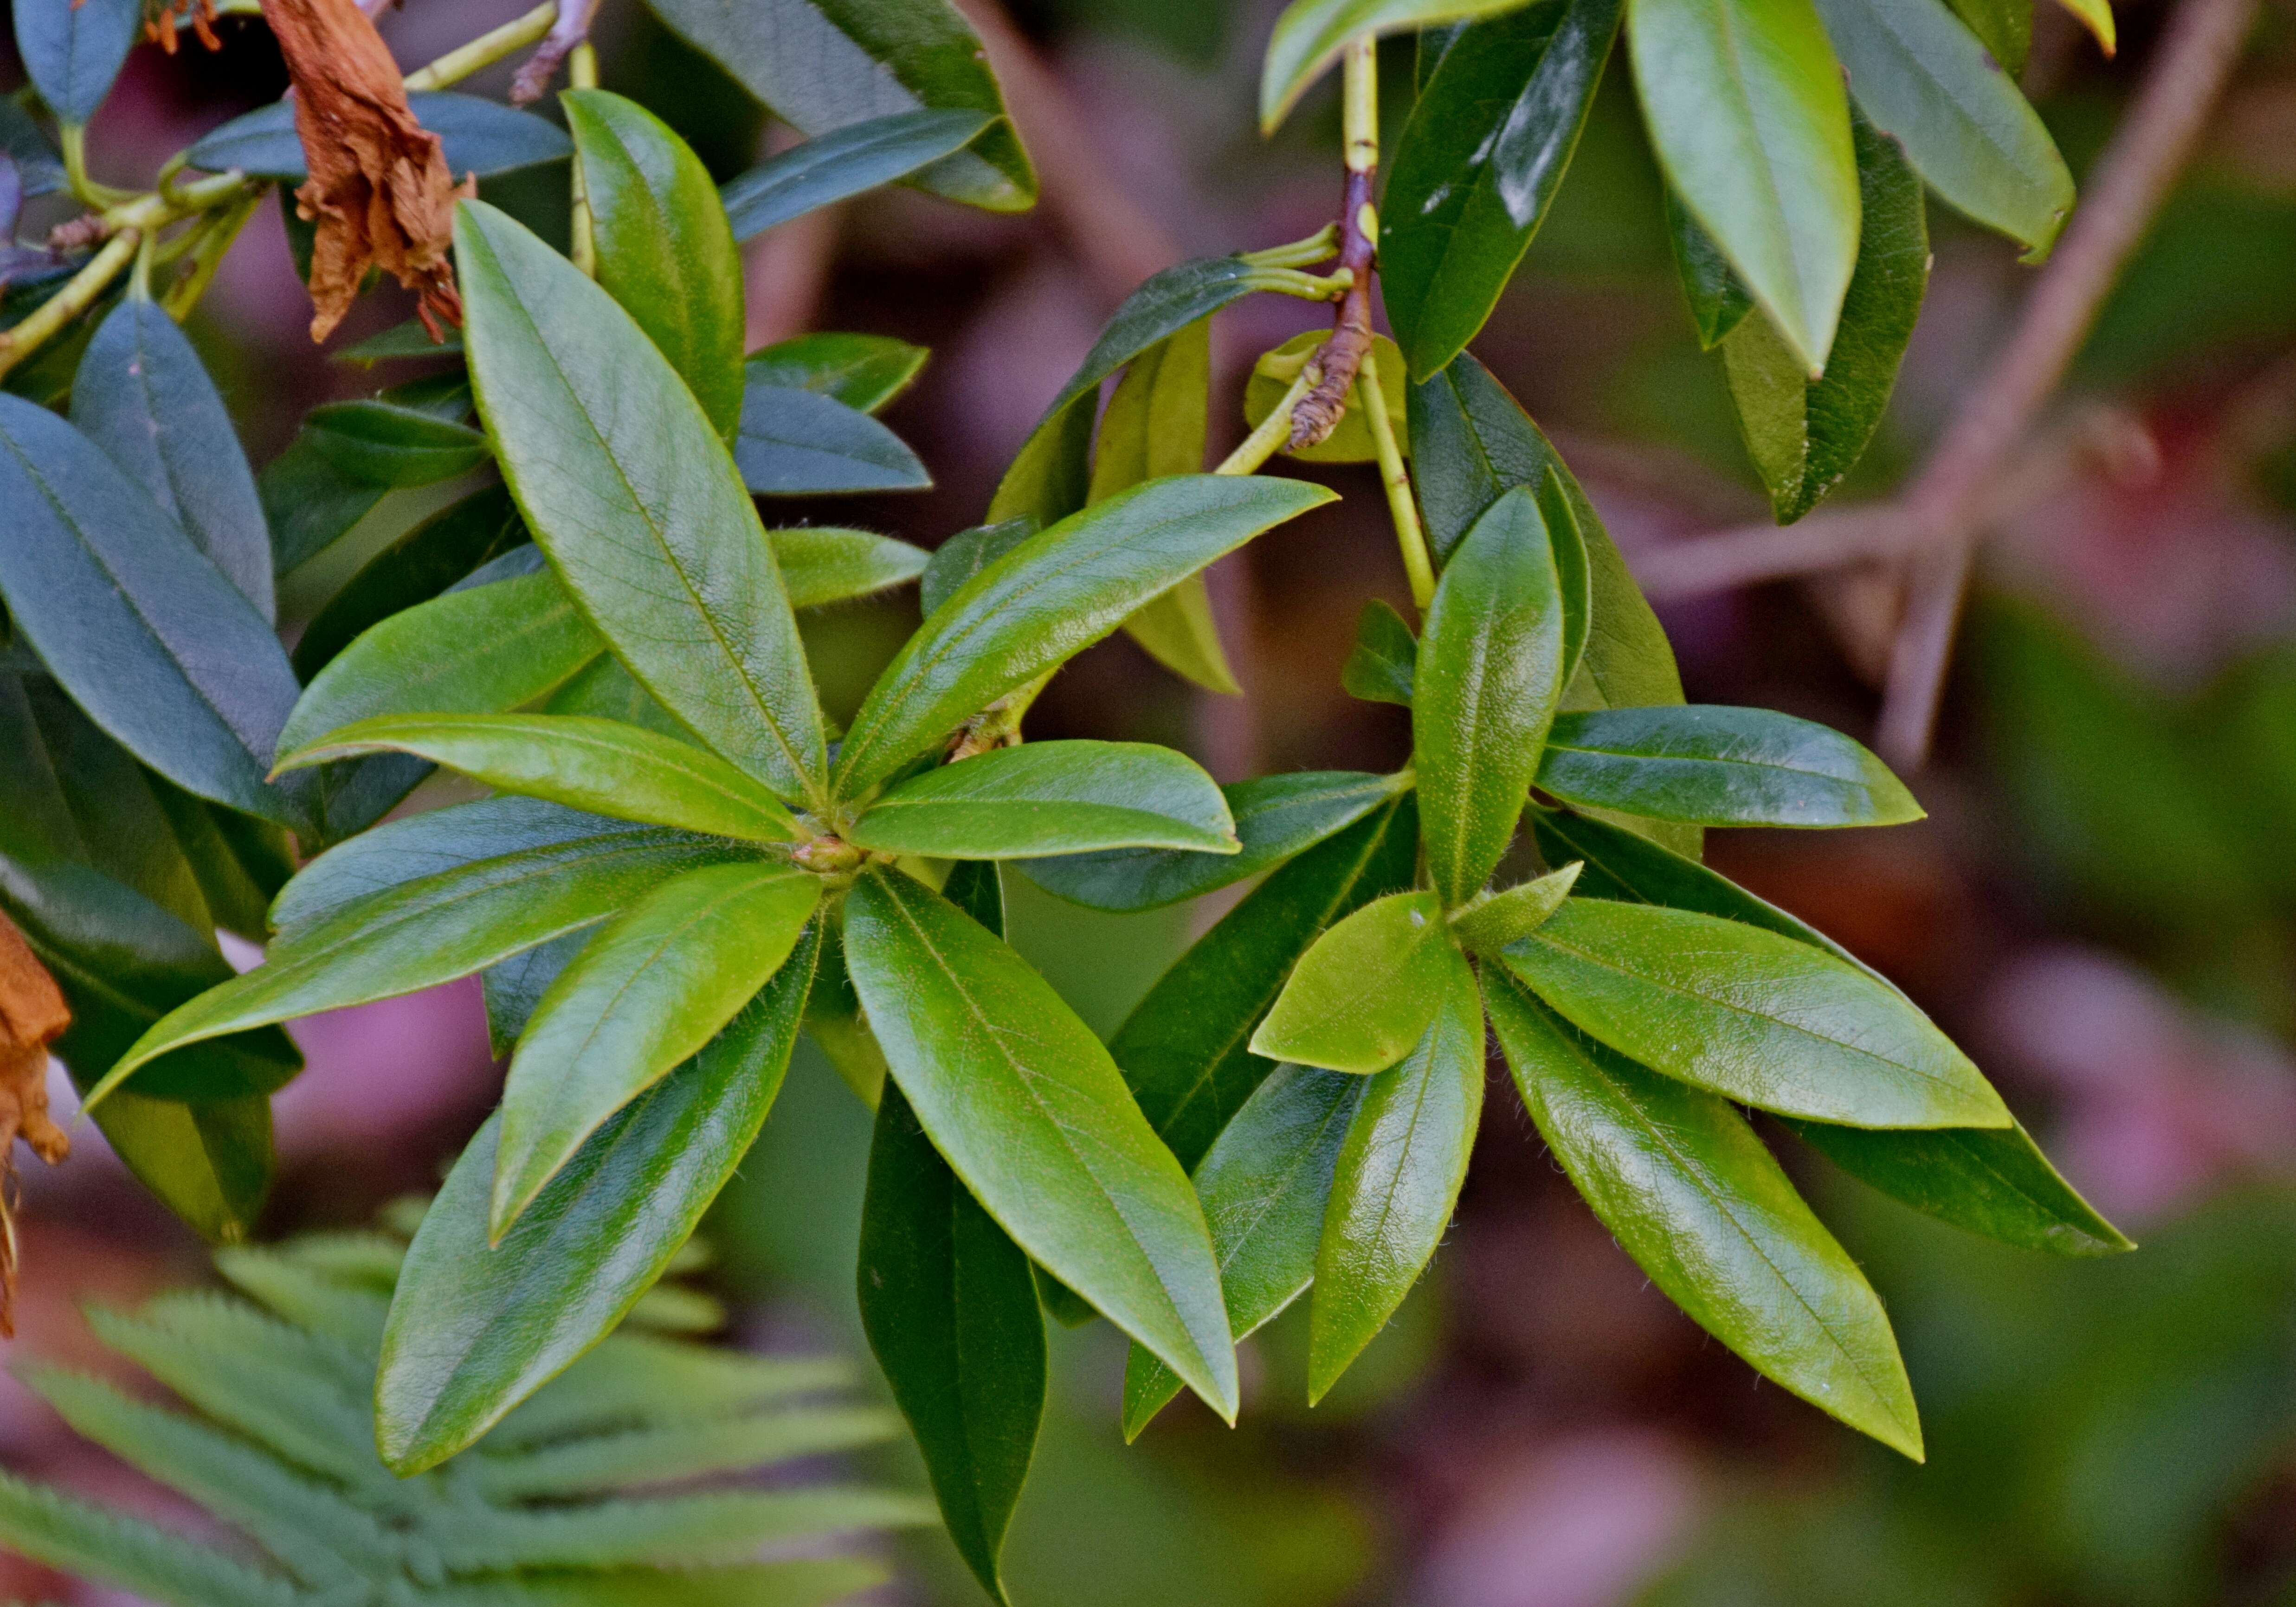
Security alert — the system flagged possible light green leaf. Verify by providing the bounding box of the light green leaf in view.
[0,1470,300,1607]
[303,401,490,487]
[1260,0,1546,131]
[1242,331,1410,465]
[1342,599,1417,707]
[745,333,929,415]
[1449,861,1582,954]
[771,527,930,608]
[849,740,1236,859]
[1250,889,1452,1073]
[1538,705,1925,827]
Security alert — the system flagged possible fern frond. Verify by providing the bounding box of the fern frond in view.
[467,1405,902,1500]
[488,1334,851,1448]
[428,1487,940,1570]
[215,1242,395,1349]
[422,1558,887,1607]
[0,1471,302,1607]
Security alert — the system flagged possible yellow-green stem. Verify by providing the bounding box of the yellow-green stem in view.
[568,43,599,276]
[1359,344,1433,610]
[402,1,560,92]
[0,229,140,379]
[1217,365,1321,476]
[164,193,263,323]
[60,123,134,209]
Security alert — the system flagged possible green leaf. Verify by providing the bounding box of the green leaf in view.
[858,1081,1045,1605]
[492,863,821,1233]
[1449,861,1581,954]
[842,866,1237,1417]
[91,821,754,1105]
[1122,1063,1365,1438]
[1016,769,1403,913]
[1307,940,1483,1398]
[332,319,463,367]
[149,783,294,943]
[1115,797,1421,1167]
[1665,186,1755,349]
[920,518,1037,617]
[566,90,748,441]
[1538,705,1925,826]
[468,1402,898,1498]
[277,714,804,845]
[722,109,995,239]
[71,297,274,618]
[1628,0,1859,372]
[378,928,818,1471]
[483,929,592,1059]
[1381,0,1623,379]
[1259,0,1546,131]
[745,333,929,414]
[1809,0,2072,256]
[638,0,1036,212]
[1414,486,1566,905]
[1496,897,2012,1127]
[84,1089,277,1247]
[0,395,310,833]
[12,0,139,123]
[458,200,830,809]
[1945,0,2030,72]
[1723,110,1930,522]
[805,919,891,1106]
[849,740,1236,859]
[259,375,477,575]
[290,485,527,680]
[1342,599,1417,706]
[736,384,930,495]
[771,526,930,608]
[1786,1117,2133,1254]
[1250,889,1452,1073]
[185,92,571,181]
[835,474,1333,797]
[304,400,491,487]
[1486,973,1923,1458]
[1539,467,1594,688]
[1242,332,1411,467]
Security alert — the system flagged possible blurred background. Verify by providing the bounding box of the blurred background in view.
[5,0,2296,1601]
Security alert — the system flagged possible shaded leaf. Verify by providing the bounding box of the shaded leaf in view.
[919,519,1036,618]
[772,527,929,608]
[1260,0,1546,131]
[290,485,527,680]
[185,92,571,182]
[735,384,930,495]
[12,0,140,123]
[1665,187,1754,349]
[1786,1117,2133,1255]
[722,109,994,239]
[1342,599,1417,706]
[744,333,928,415]
[304,399,491,486]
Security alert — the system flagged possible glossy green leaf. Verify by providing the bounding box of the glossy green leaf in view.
[260,375,476,575]
[1449,861,1581,954]
[1811,0,2072,255]
[842,867,1237,1417]
[303,400,491,487]
[1342,599,1418,706]
[566,90,747,441]
[1665,187,1755,349]
[540,652,693,746]
[638,0,1036,211]
[82,1087,275,1246]
[1414,486,1566,905]
[744,333,929,415]
[277,714,805,845]
[71,296,274,618]
[377,930,817,1472]
[1017,769,1402,913]
[1114,797,1420,1168]
[722,109,995,239]
[771,526,930,608]
[1787,1117,2132,1255]
[920,519,1039,618]
[186,92,571,181]
[1538,705,1925,826]
[1122,1064,1365,1437]
[1723,111,1929,522]
[1496,897,2012,1127]
[1945,0,2030,71]
[1486,973,1922,1458]
[1260,0,1544,131]
[493,862,820,1234]
[1250,890,1452,1073]
[1307,940,1483,1399]
[858,1080,1044,1604]
[1381,0,1622,379]
[1539,467,1594,688]
[290,485,527,680]
[736,384,931,495]
[850,740,1235,859]
[0,394,310,833]
[90,820,753,1105]
[836,474,1332,797]
[458,200,829,808]
[13,0,139,122]
[1628,0,1859,372]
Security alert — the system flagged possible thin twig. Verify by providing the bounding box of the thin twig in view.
[1290,36,1379,449]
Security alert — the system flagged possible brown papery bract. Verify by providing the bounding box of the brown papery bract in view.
[261,0,474,342]
[0,913,70,1339]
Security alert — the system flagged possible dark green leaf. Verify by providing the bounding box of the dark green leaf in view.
[566,90,747,441]
[480,928,591,1059]
[806,911,890,1106]
[1343,598,1418,706]
[1307,939,1483,1398]
[71,297,274,618]
[540,652,691,745]
[377,928,818,1472]
[1259,0,1543,131]
[493,862,820,1234]
[1786,1117,2133,1255]
[304,400,491,487]
[289,486,526,680]
[638,0,1036,211]
[458,200,829,808]
[0,394,310,832]
[1381,0,1623,379]
[858,1081,1044,1605]
[1944,0,2030,74]
[185,92,572,180]
[1016,770,1402,912]
[735,384,930,495]
[772,527,930,608]
[1449,861,1580,954]
[1486,973,1923,1458]
[744,333,928,414]
[81,1086,275,1245]
[1122,1064,1364,1437]
[1665,187,1754,349]
[849,740,1236,859]
[1496,897,2012,1127]
[722,109,994,239]
[259,442,387,579]
[332,320,462,366]
[1538,705,1925,826]
[919,519,1036,618]
[834,474,1333,797]
[1250,890,1452,1073]
[147,779,292,943]
[0,97,68,196]
[841,867,1237,1417]
[1539,467,1593,688]
[1628,0,1859,371]
[1810,0,2070,255]
[1112,796,1419,1169]
[1723,111,1929,522]
[1415,486,1566,905]
[13,0,139,122]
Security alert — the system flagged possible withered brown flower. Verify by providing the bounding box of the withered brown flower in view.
[0,913,70,1339]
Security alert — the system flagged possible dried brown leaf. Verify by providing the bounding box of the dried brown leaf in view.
[0,913,70,1340]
